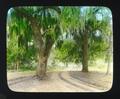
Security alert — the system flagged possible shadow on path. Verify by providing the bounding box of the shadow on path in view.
[8,75,36,85]
[58,72,94,91]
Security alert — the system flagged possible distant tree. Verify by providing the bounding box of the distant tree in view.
[56,7,112,72]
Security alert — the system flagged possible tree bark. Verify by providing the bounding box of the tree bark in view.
[36,54,48,79]
[82,32,88,72]
[30,20,45,79]
[36,44,53,79]
[35,36,54,79]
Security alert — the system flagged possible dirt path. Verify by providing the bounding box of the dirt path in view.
[7,71,112,92]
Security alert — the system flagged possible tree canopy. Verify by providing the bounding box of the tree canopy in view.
[7,6,112,78]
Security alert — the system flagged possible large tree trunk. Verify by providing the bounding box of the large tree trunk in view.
[35,36,54,79]
[36,53,48,79]
[36,45,52,79]
[30,20,47,79]
[82,32,88,72]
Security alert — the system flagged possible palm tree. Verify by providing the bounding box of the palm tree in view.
[60,7,112,72]
[7,6,61,79]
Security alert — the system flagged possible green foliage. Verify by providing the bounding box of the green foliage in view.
[7,6,112,71]
[7,6,61,70]
[55,7,112,66]
[55,39,80,63]
[19,64,36,71]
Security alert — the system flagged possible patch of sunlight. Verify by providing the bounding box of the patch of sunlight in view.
[89,59,113,73]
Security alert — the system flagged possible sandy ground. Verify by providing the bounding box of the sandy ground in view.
[7,71,113,92]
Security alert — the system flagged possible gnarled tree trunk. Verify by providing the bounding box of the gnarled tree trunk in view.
[31,20,54,79]
[36,53,48,79]
[36,45,53,79]
[35,34,54,79]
